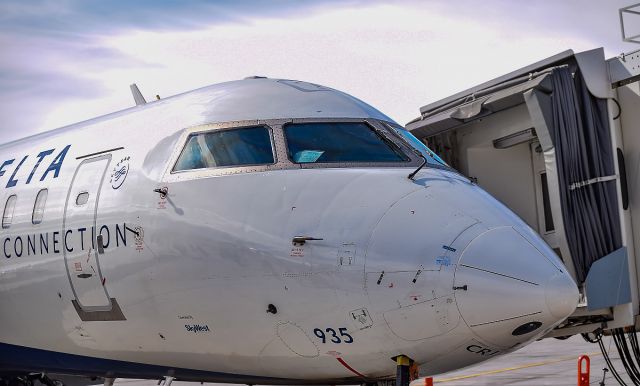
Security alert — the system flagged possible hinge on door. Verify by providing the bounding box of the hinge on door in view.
[97,235,105,254]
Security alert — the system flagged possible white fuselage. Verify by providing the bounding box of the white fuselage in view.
[0,78,578,384]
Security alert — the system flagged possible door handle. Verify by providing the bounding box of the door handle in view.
[153,187,168,198]
[292,236,323,246]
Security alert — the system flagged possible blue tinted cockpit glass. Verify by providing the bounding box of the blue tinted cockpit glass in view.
[173,126,274,171]
[284,122,409,163]
[391,127,447,167]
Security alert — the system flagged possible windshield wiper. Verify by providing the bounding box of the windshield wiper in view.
[372,122,428,179]
[408,152,427,180]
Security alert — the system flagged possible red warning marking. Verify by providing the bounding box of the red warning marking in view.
[336,357,366,378]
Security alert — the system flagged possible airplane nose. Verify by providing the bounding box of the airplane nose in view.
[545,271,580,319]
[453,226,578,348]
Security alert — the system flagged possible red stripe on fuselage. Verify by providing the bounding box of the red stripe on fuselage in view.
[336,357,366,378]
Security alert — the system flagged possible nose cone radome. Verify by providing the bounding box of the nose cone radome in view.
[454,226,578,348]
[545,272,579,319]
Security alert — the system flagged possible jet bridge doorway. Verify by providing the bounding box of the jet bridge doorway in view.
[439,104,555,254]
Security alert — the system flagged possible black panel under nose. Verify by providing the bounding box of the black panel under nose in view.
[512,321,542,336]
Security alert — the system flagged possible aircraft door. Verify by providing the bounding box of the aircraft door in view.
[63,155,112,311]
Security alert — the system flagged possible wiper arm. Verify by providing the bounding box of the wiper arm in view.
[408,152,427,180]
[371,121,429,179]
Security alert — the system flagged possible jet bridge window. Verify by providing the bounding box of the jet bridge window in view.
[2,195,16,229]
[173,126,274,171]
[283,122,409,164]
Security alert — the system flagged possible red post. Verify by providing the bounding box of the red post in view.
[424,377,433,386]
[578,355,590,386]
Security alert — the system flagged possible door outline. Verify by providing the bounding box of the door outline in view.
[63,154,112,312]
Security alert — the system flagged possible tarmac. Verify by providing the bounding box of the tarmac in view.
[107,335,632,386]
[421,334,630,385]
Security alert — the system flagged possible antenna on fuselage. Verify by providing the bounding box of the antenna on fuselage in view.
[130,83,147,106]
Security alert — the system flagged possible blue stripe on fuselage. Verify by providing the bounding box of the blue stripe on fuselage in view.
[0,342,306,384]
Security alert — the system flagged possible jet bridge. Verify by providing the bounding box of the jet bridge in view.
[407,47,640,338]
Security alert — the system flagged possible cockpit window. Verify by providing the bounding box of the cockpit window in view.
[283,122,409,164]
[388,126,448,167]
[173,126,274,171]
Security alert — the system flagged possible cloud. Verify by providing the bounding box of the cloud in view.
[392,0,633,58]
[0,0,636,144]
[88,3,600,127]
[0,0,373,34]
[0,0,378,143]
[0,30,160,142]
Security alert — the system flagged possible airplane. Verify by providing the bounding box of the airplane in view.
[0,77,579,386]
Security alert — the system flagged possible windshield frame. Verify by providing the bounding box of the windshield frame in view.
[286,118,423,169]
[282,120,413,167]
[172,124,277,172]
[381,122,453,171]
[163,118,431,182]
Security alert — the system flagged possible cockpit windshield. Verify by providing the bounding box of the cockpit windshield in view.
[283,122,409,164]
[171,120,448,175]
[173,126,274,171]
[388,126,447,167]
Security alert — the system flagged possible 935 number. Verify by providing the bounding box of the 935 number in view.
[313,327,353,344]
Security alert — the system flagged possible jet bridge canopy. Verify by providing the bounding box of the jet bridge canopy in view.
[407,47,640,336]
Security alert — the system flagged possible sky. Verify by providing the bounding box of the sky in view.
[0,0,638,144]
